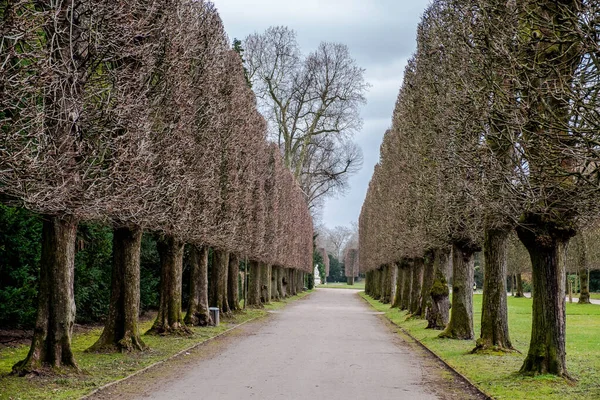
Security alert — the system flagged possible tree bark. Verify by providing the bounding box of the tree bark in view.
[271,265,279,300]
[474,228,513,352]
[439,242,477,340]
[290,269,297,296]
[516,273,524,297]
[511,274,515,297]
[574,234,590,304]
[381,264,392,304]
[275,266,284,299]
[13,215,79,375]
[516,220,572,377]
[410,258,424,315]
[260,263,271,303]
[426,249,450,330]
[247,260,262,307]
[420,252,435,318]
[210,249,230,314]
[372,269,381,299]
[400,262,412,311]
[228,253,240,311]
[184,245,212,326]
[88,226,147,353]
[281,268,288,298]
[391,263,403,308]
[148,235,190,335]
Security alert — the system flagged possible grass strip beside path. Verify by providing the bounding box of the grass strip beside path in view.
[360,292,600,400]
[0,291,312,400]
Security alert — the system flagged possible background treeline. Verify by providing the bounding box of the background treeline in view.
[360,0,599,378]
[0,0,313,375]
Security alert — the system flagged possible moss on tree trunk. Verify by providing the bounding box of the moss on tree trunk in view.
[210,249,230,315]
[421,252,435,319]
[516,219,572,377]
[410,258,424,315]
[381,264,392,304]
[148,235,190,335]
[573,234,590,304]
[427,249,450,330]
[13,215,79,375]
[184,245,212,326]
[474,228,513,352]
[247,260,262,307]
[439,242,477,340]
[88,226,147,353]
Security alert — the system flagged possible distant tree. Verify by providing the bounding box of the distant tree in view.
[244,27,368,209]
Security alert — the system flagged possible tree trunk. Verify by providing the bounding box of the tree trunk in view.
[516,222,572,377]
[439,242,477,340]
[381,265,392,304]
[474,228,513,352]
[574,234,591,304]
[290,269,297,296]
[421,253,435,318]
[228,253,240,311]
[516,273,524,297]
[271,266,277,299]
[511,274,515,297]
[275,266,284,299]
[184,245,212,326]
[427,249,450,330]
[210,249,230,314]
[88,226,146,353]
[400,262,412,311]
[13,215,79,375]
[371,269,380,299]
[261,263,271,303]
[281,268,288,298]
[391,263,403,308]
[247,260,262,307]
[410,258,424,315]
[148,235,189,335]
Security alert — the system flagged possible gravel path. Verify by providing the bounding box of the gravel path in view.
[105,289,484,400]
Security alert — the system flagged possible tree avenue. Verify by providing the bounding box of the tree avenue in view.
[1,0,313,375]
[360,0,599,378]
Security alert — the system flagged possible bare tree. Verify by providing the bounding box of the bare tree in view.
[244,27,368,209]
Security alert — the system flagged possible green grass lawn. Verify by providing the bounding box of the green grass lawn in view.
[0,291,311,400]
[361,292,600,400]
[319,281,365,289]
[589,293,600,300]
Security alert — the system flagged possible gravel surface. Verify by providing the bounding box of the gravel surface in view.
[91,289,486,400]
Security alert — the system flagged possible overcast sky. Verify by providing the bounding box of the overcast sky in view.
[212,0,431,230]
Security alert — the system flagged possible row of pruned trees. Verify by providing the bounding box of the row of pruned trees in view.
[1,0,312,375]
[360,0,599,377]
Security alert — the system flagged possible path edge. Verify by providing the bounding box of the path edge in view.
[358,292,493,400]
[80,292,313,400]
